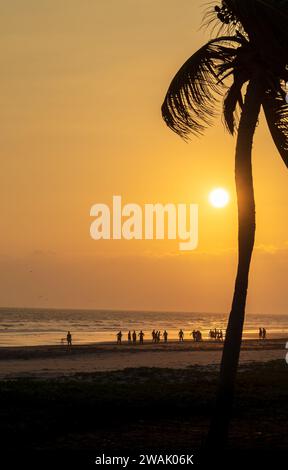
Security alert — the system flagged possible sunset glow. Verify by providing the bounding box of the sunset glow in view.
[0,1,287,315]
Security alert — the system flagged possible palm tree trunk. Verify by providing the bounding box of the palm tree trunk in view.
[206,78,264,450]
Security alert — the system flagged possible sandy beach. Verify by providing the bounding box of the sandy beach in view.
[0,338,286,379]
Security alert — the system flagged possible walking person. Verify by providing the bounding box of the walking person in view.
[128,331,131,343]
[132,330,137,344]
[163,330,168,343]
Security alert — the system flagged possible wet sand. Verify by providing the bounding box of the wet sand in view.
[0,338,286,378]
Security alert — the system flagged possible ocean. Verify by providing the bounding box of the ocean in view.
[0,308,287,346]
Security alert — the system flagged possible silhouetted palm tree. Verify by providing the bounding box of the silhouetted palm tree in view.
[162,0,288,449]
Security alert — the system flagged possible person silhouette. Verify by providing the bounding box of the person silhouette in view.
[179,329,184,342]
[132,330,137,344]
[259,327,263,340]
[163,330,168,343]
[128,331,131,343]
[116,331,122,344]
[262,327,267,339]
[67,331,72,347]
[139,330,144,344]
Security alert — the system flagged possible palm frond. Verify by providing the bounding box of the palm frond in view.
[224,0,288,60]
[161,36,242,138]
[262,91,288,168]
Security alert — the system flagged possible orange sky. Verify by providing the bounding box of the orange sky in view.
[0,0,287,314]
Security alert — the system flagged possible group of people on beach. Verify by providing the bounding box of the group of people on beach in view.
[209,328,224,341]
[190,330,202,341]
[64,326,267,346]
[152,330,168,343]
[116,329,204,344]
[117,330,145,344]
[118,330,169,344]
[178,329,202,342]
[259,327,267,339]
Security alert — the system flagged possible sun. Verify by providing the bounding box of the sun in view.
[209,188,230,208]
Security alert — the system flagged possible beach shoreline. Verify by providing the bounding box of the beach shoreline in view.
[1,308,287,347]
[0,338,286,379]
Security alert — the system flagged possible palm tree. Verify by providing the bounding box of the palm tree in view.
[161,0,288,449]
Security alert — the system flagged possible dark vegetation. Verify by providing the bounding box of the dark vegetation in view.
[0,360,287,465]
